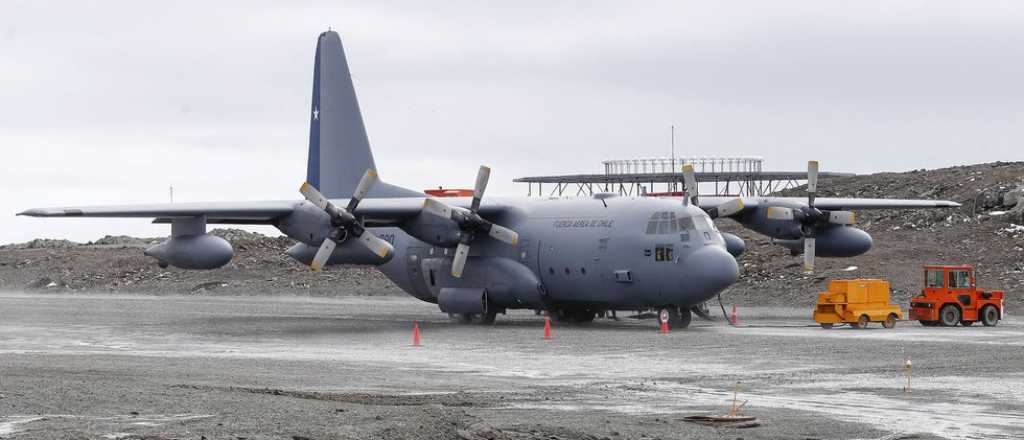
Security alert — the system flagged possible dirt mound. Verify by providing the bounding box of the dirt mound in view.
[90,235,161,247]
[0,238,80,250]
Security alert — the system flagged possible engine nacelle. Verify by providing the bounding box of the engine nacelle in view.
[721,232,746,258]
[401,212,462,247]
[776,226,873,257]
[275,200,331,246]
[145,234,233,270]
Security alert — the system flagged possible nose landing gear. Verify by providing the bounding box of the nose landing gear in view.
[660,306,692,329]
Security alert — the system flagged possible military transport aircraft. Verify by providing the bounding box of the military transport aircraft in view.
[19,31,959,329]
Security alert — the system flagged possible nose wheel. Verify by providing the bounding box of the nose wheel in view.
[660,306,692,329]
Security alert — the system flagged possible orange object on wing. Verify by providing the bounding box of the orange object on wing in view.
[424,188,474,197]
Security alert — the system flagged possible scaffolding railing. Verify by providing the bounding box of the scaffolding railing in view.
[602,156,763,175]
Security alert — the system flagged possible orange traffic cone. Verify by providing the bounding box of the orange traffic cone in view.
[543,317,552,340]
[412,322,422,346]
[660,320,670,333]
[730,304,738,326]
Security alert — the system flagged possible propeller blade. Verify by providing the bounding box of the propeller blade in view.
[807,160,819,207]
[682,164,698,205]
[310,237,337,271]
[423,198,454,219]
[828,210,856,225]
[709,197,745,219]
[471,165,491,212]
[300,182,330,210]
[487,223,519,245]
[356,231,394,258]
[803,237,815,273]
[451,242,471,278]
[346,169,378,212]
[765,206,795,220]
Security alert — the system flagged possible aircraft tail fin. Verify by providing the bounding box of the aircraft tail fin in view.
[306,31,419,199]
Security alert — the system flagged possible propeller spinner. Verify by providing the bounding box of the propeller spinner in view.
[298,169,394,271]
[422,165,519,278]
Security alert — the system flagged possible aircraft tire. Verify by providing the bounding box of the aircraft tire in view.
[668,306,692,329]
[449,313,496,325]
[478,310,498,325]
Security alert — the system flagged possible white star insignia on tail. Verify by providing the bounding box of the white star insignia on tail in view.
[313,108,319,121]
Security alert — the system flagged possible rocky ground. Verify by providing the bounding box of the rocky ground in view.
[2,161,1023,312]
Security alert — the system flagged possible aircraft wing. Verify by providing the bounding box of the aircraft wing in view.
[17,196,509,226]
[17,201,301,223]
[697,196,960,211]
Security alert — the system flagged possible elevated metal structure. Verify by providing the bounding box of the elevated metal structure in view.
[515,156,854,197]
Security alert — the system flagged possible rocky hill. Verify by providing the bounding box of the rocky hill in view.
[2,162,1022,313]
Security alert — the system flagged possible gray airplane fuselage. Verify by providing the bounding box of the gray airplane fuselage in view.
[291,195,738,312]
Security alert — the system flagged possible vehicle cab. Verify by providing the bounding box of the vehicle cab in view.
[909,264,1004,327]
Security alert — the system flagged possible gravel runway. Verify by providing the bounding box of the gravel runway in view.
[0,292,1022,439]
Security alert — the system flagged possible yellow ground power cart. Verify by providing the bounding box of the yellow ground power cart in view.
[813,279,903,329]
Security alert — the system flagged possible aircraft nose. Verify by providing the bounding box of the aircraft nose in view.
[681,245,739,300]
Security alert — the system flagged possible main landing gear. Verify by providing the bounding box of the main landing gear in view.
[449,310,498,325]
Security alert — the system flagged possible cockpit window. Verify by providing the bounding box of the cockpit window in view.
[646,211,684,234]
[677,216,694,231]
[691,215,712,232]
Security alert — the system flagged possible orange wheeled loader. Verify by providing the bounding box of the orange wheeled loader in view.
[813,279,903,329]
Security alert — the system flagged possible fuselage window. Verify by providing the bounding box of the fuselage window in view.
[549,267,555,275]
[655,244,674,262]
[580,267,587,275]
[564,267,571,275]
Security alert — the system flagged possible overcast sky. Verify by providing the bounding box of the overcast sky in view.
[3,1,1023,243]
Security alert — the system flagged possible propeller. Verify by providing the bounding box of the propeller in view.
[763,161,856,273]
[422,165,519,278]
[681,164,745,219]
[299,169,394,271]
